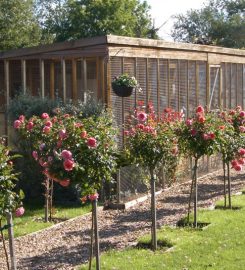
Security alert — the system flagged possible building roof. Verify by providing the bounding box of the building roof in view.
[0,35,244,60]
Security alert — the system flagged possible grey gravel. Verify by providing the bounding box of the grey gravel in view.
[0,169,244,270]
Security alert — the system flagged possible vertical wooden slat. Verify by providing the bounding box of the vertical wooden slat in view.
[187,60,190,118]
[219,67,222,108]
[106,58,111,107]
[230,64,232,108]
[72,59,77,101]
[4,60,9,140]
[50,61,55,99]
[157,58,160,118]
[177,60,180,112]
[96,57,100,100]
[100,57,105,103]
[83,58,87,102]
[39,59,45,98]
[242,64,244,109]
[236,64,238,106]
[146,58,149,106]
[4,60,10,106]
[121,57,125,144]
[61,58,66,102]
[134,58,137,108]
[195,61,199,105]
[224,63,227,109]
[206,63,210,109]
[21,59,26,93]
[167,59,170,107]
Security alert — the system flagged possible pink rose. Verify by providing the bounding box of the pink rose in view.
[196,105,204,113]
[15,207,25,217]
[186,119,193,126]
[137,112,147,122]
[208,133,215,140]
[239,126,245,133]
[43,126,51,134]
[239,111,245,117]
[136,124,144,130]
[41,113,49,119]
[45,120,53,127]
[32,151,38,161]
[39,157,48,167]
[87,137,97,148]
[89,193,99,201]
[190,129,197,136]
[27,121,34,131]
[63,159,75,171]
[57,140,62,148]
[59,129,67,140]
[238,148,245,156]
[14,120,22,129]
[197,116,205,123]
[19,115,25,123]
[80,130,87,138]
[234,164,242,171]
[59,179,70,187]
[124,130,129,136]
[229,110,235,115]
[202,133,209,140]
[61,150,73,160]
[231,160,238,167]
[238,159,245,165]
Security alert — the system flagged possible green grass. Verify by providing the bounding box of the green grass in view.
[80,194,245,270]
[2,202,91,238]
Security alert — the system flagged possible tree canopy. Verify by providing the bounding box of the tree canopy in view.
[0,0,41,51]
[36,0,156,42]
[171,0,245,48]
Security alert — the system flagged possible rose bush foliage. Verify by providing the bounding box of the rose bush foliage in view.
[14,110,118,197]
[0,137,22,219]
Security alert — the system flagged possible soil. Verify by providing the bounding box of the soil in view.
[0,169,244,270]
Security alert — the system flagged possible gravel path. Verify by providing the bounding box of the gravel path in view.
[0,170,245,270]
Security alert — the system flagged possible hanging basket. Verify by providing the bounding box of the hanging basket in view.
[111,84,134,97]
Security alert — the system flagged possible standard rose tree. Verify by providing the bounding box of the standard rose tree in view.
[176,105,222,227]
[14,110,118,270]
[216,107,245,208]
[0,137,24,270]
[124,101,181,250]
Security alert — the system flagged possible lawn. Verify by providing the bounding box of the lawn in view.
[80,194,245,270]
[2,201,92,239]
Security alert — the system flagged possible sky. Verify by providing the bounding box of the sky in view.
[145,0,208,40]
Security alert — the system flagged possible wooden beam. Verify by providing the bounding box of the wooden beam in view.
[72,59,77,101]
[61,58,66,102]
[50,61,55,99]
[39,59,45,98]
[21,59,26,93]
[177,60,180,112]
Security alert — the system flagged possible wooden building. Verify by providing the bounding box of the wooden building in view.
[0,35,245,138]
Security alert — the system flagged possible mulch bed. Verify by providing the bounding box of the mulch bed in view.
[0,170,244,270]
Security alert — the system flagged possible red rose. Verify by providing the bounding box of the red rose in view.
[63,159,75,171]
[196,105,204,113]
[41,113,49,119]
[87,137,97,148]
